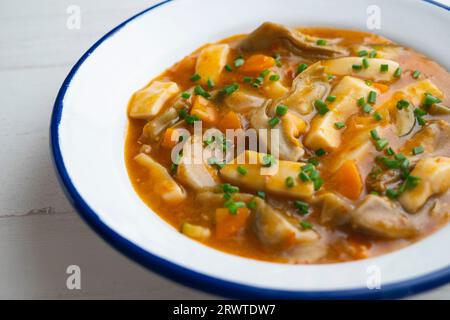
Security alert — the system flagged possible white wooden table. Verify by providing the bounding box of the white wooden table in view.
[0,0,448,299]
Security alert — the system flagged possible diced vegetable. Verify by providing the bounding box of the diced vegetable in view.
[330,160,363,200]
[399,157,450,212]
[377,79,443,112]
[129,81,180,119]
[323,57,400,82]
[304,76,376,150]
[134,153,186,202]
[372,82,389,93]
[239,54,276,73]
[224,89,266,112]
[221,151,315,199]
[190,95,219,125]
[195,44,230,86]
[215,207,250,239]
[161,127,182,149]
[181,223,211,240]
[218,111,243,132]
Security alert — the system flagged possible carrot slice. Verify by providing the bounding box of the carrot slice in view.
[240,54,276,73]
[218,111,242,132]
[331,160,363,200]
[372,82,389,94]
[161,127,181,149]
[191,95,219,125]
[215,207,250,239]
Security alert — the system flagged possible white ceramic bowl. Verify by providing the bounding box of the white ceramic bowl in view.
[51,0,450,299]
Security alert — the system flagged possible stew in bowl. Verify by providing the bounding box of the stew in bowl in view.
[125,22,450,265]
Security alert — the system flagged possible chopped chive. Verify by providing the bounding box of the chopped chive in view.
[247,200,257,209]
[396,99,410,110]
[194,85,211,98]
[412,70,421,79]
[300,220,313,230]
[243,76,252,83]
[380,64,389,72]
[262,155,275,167]
[256,191,266,199]
[298,171,310,182]
[368,91,377,104]
[207,78,215,88]
[326,95,337,102]
[394,67,402,78]
[386,147,395,156]
[285,176,295,188]
[268,117,280,128]
[308,158,319,166]
[295,201,309,215]
[358,50,368,57]
[412,145,424,155]
[414,108,427,117]
[309,170,319,180]
[370,129,380,140]
[334,121,345,129]
[208,157,225,169]
[363,104,373,113]
[301,163,314,173]
[352,64,363,71]
[365,80,373,86]
[273,53,282,67]
[313,177,324,191]
[234,57,245,68]
[386,188,399,199]
[220,183,239,194]
[373,111,383,121]
[314,99,329,115]
[357,97,365,107]
[181,92,191,99]
[362,58,369,69]
[423,93,442,107]
[315,148,326,157]
[260,69,270,77]
[296,63,308,75]
[190,73,201,82]
[237,165,248,175]
[417,116,426,126]
[316,39,327,46]
[225,64,233,72]
[220,83,239,96]
[178,108,188,119]
[375,139,389,151]
[276,105,288,116]
[369,50,377,58]
[404,175,420,190]
[269,74,280,81]
[185,114,200,125]
[170,162,178,173]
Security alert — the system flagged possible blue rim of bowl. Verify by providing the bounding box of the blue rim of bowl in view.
[50,0,450,299]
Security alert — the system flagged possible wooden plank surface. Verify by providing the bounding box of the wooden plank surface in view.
[0,0,448,299]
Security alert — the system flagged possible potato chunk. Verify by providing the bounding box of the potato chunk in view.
[304,76,376,150]
[129,81,179,119]
[377,79,443,112]
[134,153,186,203]
[399,157,450,212]
[323,57,399,82]
[265,160,314,199]
[195,44,230,85]
[220,151,314,199]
